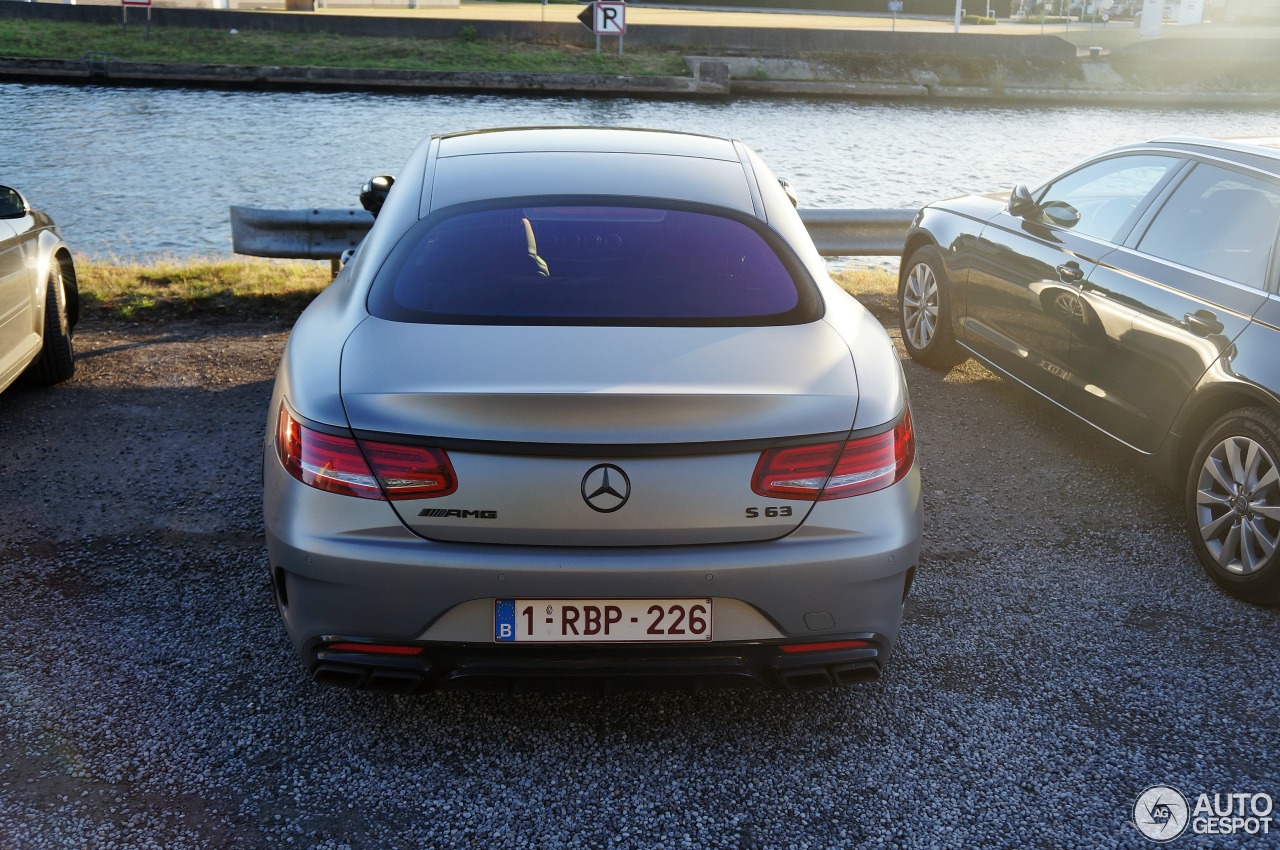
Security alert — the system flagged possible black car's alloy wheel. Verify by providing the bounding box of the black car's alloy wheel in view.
[898,245,965,370]
[1187,407,1280,604]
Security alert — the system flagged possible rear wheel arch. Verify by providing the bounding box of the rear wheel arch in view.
[1170,385,1280,480]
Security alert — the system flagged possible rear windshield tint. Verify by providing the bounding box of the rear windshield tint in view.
[367,205,819,326]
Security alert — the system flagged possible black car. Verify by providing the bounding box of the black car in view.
[899,136,1280,603]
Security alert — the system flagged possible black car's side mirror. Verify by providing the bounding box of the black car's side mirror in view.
[359,175,395,218]
[0,186,27,219]
[1008,184,1036,218]
[1040,200,1082,229]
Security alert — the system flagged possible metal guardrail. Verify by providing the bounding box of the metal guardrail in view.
[229,206,916,263]
[796,208,916,257]
[230,206,374,260]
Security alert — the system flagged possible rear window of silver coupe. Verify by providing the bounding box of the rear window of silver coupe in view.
[367,204,820,326]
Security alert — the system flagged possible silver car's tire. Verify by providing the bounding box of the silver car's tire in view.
[898,245,965,370]
[24,265,75,386]
[1187,408,1280,604]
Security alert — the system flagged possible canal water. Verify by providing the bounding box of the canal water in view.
[1,82,1274,261]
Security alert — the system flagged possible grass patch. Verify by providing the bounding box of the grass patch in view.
[78,258,332,323]
[832,268,899,325]
[0,18,688,75]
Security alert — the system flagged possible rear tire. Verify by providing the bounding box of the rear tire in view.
[24,265,74,386]
[898,245,966,370]
[1186,407,1280,604]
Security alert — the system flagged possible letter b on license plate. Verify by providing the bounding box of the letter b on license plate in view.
[495,599,712,643]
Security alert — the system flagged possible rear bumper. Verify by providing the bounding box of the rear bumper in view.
[264,451,922,691]
[303,631,895,694]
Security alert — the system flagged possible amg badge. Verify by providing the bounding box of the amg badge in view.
[418,508,498,519]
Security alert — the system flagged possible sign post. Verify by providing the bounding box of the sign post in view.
[121,0,152,37]
[578,1,626,56]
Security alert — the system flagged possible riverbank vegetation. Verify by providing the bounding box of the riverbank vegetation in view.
[75,258,900,323]
[78,258,331,323]
[0,18,687,75]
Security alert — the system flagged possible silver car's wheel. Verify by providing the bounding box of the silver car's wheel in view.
[1187,408,1280,604]
[23,263,75,386]
[898,245,965,370]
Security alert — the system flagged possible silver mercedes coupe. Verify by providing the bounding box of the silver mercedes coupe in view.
[263,127,922,693]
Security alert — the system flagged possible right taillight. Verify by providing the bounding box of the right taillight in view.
[360,440,457,501]
[752,410,915,501]
[275,404,457,501]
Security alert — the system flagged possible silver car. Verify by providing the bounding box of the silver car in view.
[0,185,77,394]
[263,127,921,693]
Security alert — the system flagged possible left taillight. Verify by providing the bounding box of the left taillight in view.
[752,410,915,501]
[275,404,457,501]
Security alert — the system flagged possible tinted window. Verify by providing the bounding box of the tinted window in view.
[368,205,817,326]
[1137,164,1280,288]
[0,186,24,219]
[1035,155,1181,242]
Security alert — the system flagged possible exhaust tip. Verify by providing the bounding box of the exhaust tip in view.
[831,661,880,685]
[312,663,367,689]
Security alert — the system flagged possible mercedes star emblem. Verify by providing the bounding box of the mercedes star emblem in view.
[581,463,631,513]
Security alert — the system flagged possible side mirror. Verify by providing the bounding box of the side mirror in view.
[1040,200,1082,229]
[0,186,28,219]
[1008,184,1036,218]
[359,175,395,218]
[778,179,799,208]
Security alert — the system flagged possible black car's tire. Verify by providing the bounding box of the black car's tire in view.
[1186,407,1280,605]
[24,265,75,386]
[898,245,966,370]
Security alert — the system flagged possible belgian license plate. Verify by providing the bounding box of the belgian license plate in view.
[494,598,713,643]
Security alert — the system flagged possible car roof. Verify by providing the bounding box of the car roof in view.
[1148,136,1280,154]
[436,126,739,159]
[1140,136,1280,173]
[424,127,761,215]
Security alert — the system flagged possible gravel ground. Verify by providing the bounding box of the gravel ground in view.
[0,314,1277,850]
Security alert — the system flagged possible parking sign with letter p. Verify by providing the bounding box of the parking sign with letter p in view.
[594,1,626,34]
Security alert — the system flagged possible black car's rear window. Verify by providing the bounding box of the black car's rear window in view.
[367,204,820,326]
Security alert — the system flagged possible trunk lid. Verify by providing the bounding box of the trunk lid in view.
[340,319,860,544]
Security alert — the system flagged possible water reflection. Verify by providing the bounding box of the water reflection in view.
[2,83,1273,260]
